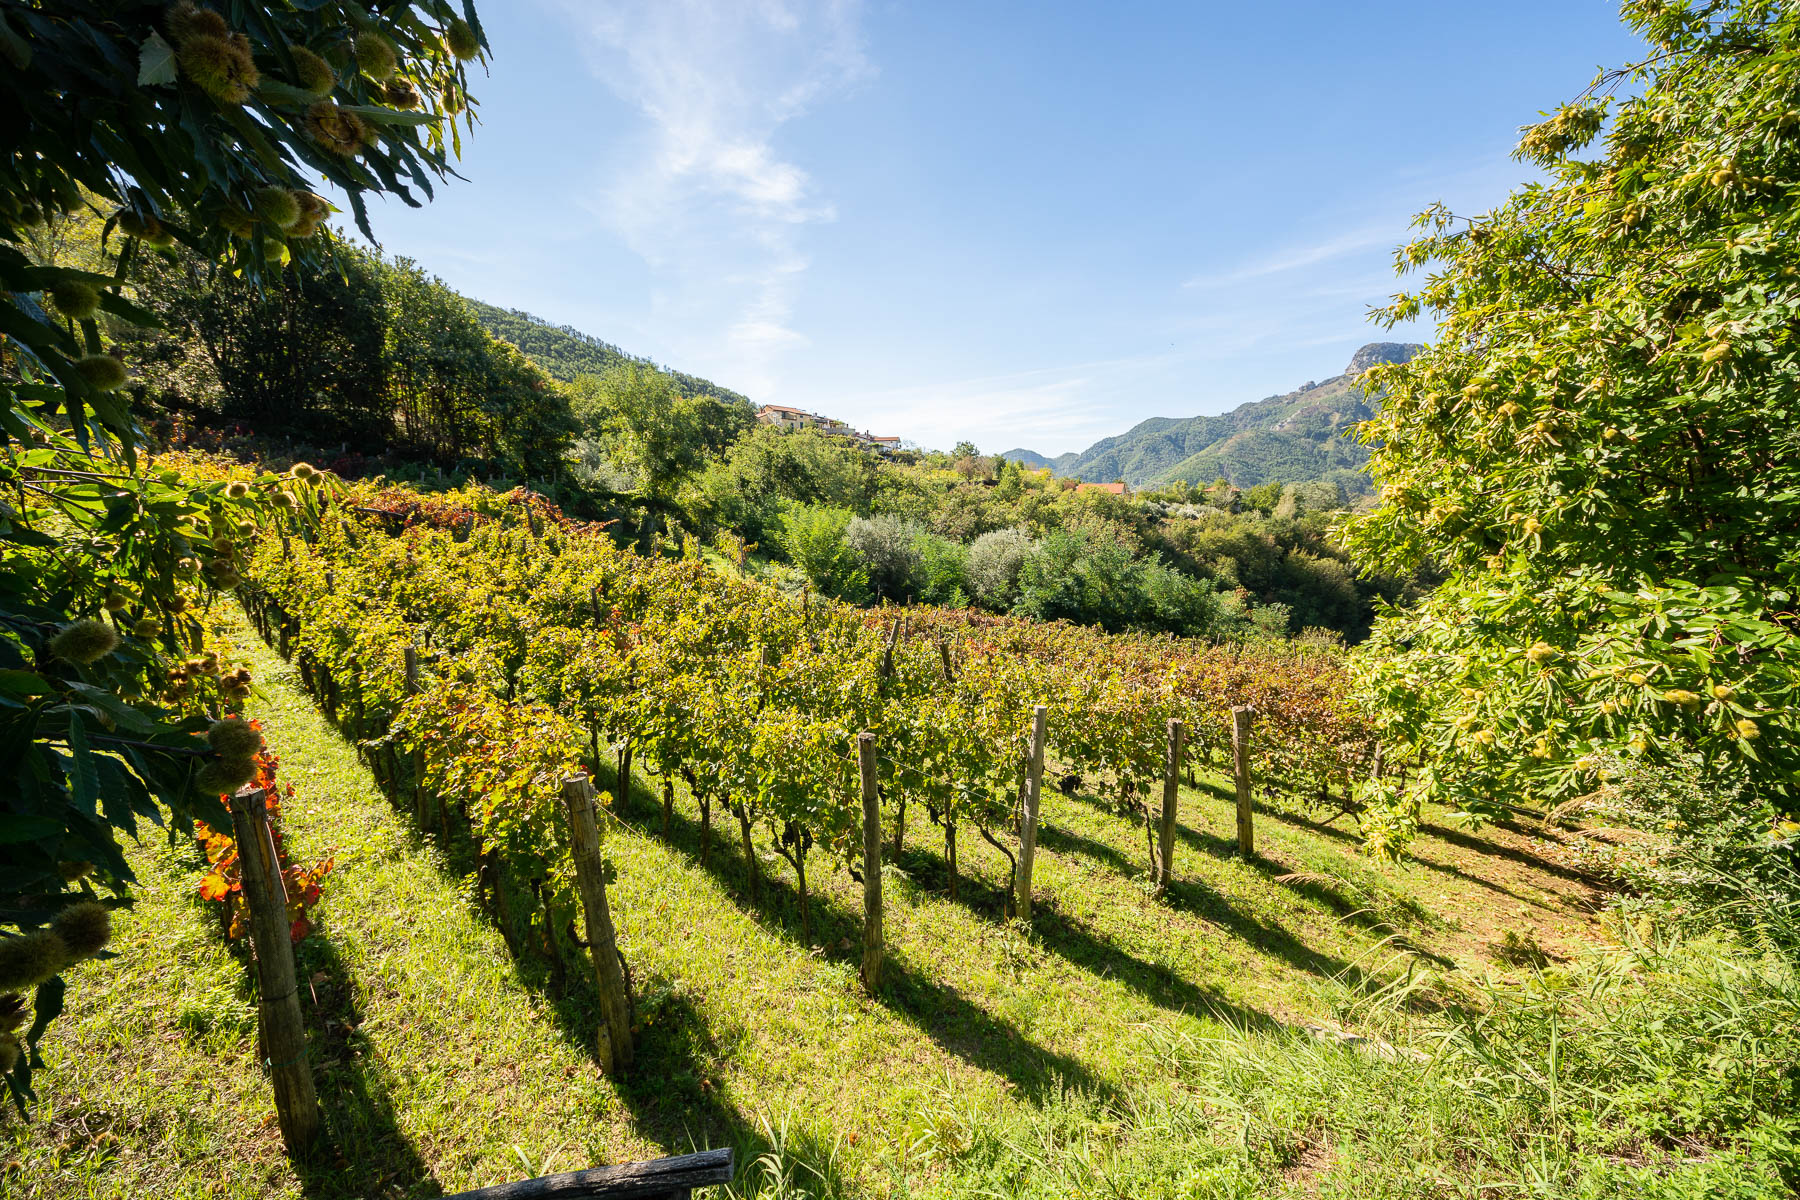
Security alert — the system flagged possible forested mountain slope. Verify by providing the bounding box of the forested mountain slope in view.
[1002,342,1420,491]
[466,298,755,405]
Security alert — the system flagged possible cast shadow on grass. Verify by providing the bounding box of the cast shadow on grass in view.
[609,991,756,1158]
[1046,788,1390,988]
[291,932,439,1200]
[895,837,1285,1037]
[1254,803,1551,908]
[614,771,1291,1051]
[1417,822,1595,885]
[1060,786,1242,860]
[618,778,1133,1107]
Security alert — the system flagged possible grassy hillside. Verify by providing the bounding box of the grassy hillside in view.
[7,605,1789,1198]
[1002,343,1420,491]
[466,298,755,406]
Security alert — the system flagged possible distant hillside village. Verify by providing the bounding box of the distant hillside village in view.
[755,404,903,453]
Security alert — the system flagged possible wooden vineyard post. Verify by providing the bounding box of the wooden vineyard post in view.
[404,645,425,821]
[880,616,900,679]
[560,773,634,1073]
[1014,705,1048,921]
[857,732,883,990]
[1157,718,1184,890]
[228,785,322,1156]
[1231,705,1255,857]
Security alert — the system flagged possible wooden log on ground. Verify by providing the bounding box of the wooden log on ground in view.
[439,1147,734,1200]
[1014,705,1048,921]
[229,785,321,1155]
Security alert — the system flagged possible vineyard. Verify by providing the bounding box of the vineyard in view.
[10,2,1800,1196]
[9,458,1792,1199]
[223,462,1379,987]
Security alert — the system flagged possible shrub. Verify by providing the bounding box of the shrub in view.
[778,503,869,604]
[965,527,1033,610]
[843,513,924,601]
[913,532,969,607]
[1563,752,1798,950]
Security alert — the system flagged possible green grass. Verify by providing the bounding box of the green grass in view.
[3,604,1795,1198]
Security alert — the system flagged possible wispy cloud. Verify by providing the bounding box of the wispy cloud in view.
[556,0,871,396]
[841,354,1181,455]
[1181,225,1397,291]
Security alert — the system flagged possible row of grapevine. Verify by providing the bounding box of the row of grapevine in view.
[213,463,1373,1017]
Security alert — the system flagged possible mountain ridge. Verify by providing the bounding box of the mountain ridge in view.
[464,298,755,408]
[1000,341,1420,491]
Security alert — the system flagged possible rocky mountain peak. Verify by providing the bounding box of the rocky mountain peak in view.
[1347,342,1423,375]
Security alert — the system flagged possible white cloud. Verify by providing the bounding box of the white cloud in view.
[840,354,1181,456]
[1181,225,1396,291]
[555,0,870,396]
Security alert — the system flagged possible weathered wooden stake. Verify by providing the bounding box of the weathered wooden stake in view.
[1014,705,1048,921]
[229,786,321,1155]
[880,616,900,679]
[1231,705,1255,857]
[1157,718,1184,890]
[559,773,634,1073]
[857,732,883,991]
[437,1147,736,1200]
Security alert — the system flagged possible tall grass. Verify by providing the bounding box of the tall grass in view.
[923,913,1800,1198]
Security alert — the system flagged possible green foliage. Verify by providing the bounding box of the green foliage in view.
[464,297,753,405]
[964,527,1032,609]
[778,503,869,604]
[842,514,924,601]
[697,427,876,546]
[1013,528,1230,637]
[0,0,487,1102]
[1345,0,1800,843]
[1561,751,1799,936]
[911,530,970,607]
[118,237,572,476]
[568,363,750,503]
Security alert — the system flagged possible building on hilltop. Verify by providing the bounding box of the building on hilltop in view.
[757,404,900,453]
[756,404,816,431]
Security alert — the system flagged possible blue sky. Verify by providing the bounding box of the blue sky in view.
[346,1,1646,456]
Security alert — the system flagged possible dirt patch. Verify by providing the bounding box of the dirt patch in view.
[1280,1128,1335,1194]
